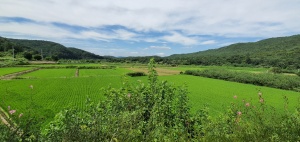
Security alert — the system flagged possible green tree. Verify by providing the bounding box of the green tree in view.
[33,54,42,60]
[23,52,32,60]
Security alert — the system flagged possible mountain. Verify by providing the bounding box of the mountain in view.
[168,34,300,69]
[0,37,103,60]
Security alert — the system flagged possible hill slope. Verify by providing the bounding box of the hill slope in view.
[168,34,300,69]
[0,37,103,60]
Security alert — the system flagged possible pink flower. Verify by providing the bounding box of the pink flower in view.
[245,103,250,107]
[237,111,242,116]
[29,85,33,89]
[9,110,16,115]
[19,113,23,118]
[127,93,131,98]
[233,95,237,99]
[8,106,10,110]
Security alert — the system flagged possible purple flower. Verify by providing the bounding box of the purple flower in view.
[19,113,23,118]
[9,110,16,115]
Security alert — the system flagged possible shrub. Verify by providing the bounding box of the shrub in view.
[185,69,300,91]
[126,71,146,77]
[33,55,42,60]
[42,59,209,141]
[270,67,283,74]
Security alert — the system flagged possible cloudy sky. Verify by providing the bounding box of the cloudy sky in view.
[1,0,300,57]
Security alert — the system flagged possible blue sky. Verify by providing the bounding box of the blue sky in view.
[1,0,300,57]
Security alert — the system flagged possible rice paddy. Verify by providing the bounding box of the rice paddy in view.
[0,64,299,123]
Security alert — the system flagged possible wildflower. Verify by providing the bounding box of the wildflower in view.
[8,106,10,110]
[9,110,16,115]
[245,103,250,107]
[237,111,242,116]
[258,92,262,97]
[19,113,23,118]
[242,99,245,102]
[127,93,131,98]
[29,85,33,89]
[260,99,264,103]
[233,95,237,99]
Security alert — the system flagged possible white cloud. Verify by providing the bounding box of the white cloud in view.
[0,22,78,39]
[1,0,299,37]
[0,20,140,42]
[1,0,300,56]
[79,31,112,41]
[162,32,198,45]
[200,40,216,45]
[156,52,165,56]
[79,29,138,41]
[149,45,171,50]
[113,29,137,40]
[130,51,138,54]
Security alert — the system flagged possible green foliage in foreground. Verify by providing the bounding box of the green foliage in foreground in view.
[185,68,300,92]
[1,59,300,141]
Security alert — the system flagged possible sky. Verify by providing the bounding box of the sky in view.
[1,0,300,57]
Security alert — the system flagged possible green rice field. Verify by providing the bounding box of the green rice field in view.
[1,66,299,124]
[20,69,76,78]
[79,68,131,77]
[0,67,33,76]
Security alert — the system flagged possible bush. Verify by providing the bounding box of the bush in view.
[185,69,300,91]
[33,55,42,60]
[126,71,146,77]
[270,67,283,74]
[42,59,209,141]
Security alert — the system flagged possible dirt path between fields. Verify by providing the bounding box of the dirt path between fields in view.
[0,68,40,80]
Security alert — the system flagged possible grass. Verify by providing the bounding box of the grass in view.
[159,75,300,115]
[20,69,76,78]
[0,67,33,76]
[0,77,124,123]
[0,66,299,125]
[79,68,131,77]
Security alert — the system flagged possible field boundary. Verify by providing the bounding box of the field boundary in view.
[0,68,40,80]
[0,107,10,127]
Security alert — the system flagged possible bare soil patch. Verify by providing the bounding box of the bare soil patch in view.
[127,67,180,76]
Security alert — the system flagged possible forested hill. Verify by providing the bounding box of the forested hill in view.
[168,34,300,69]
[0,37,104,60]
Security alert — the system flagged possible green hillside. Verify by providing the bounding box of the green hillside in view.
[168,34,300,69]
[0,37,103,60]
